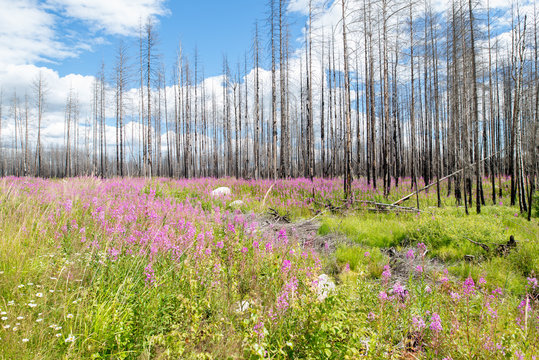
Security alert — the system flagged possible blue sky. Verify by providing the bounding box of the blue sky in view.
[0,0,528,148]
[0,0,313,145]
[34,0,305,79]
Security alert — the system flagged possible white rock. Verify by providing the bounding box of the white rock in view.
[228,200,245,208]
[317,274,336,301]
[211,187,231,197]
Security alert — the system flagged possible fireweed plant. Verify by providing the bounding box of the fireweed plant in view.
[0,176,537,359]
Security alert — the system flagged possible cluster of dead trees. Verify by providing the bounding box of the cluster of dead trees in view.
[0,0,537,218]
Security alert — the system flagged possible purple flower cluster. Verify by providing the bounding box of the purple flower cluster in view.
[412,316,426,330]
[276,277,299,312]
[144,263,155,286]
[381,265,391,284]
[463,277,475,296]
[429,312,443,333]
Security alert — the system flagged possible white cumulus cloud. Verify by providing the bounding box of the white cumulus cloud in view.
[0,0,75,65]
[46,0,169,36]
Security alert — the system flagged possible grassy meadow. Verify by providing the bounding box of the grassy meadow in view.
[0,176,537,359]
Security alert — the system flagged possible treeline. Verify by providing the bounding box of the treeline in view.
[0,0,537,216]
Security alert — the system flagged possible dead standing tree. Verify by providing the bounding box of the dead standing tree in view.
[115,41,128,177]
[33,73,46,177]
[144,17,158,178]
[468,0,481,214]
[341,0,353,200]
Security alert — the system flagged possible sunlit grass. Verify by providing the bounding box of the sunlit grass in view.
[0,176,537,359]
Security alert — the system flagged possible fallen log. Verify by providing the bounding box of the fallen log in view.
[392,149,504,206]
[463,235,517,257]
[463,237,490,252]
[363,201,422,213]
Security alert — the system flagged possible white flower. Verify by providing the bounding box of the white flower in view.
[66,314,73,319]
[55,333,62,337]
[28,303,37,308]
[7,301,14,306]
[0,271,4,274]
[22,338,29,343]
[54,326,62,331]
[49,277,57,280]
[17,316,24,320]
[316,274,336,301]
[233,300,250,314]
[15,323,20,326]
[0,312,5,315]
[36,318,43,323]
[17,284,24,289]
[27,283,34,286]
[35,293,43,298]
[3,325,10,329]
[49,290,54,293]
[12,326,18,331]
[1,317,7,321]
[65,334,76,343]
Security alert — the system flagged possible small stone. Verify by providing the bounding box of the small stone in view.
[211,187,231,198]
[228,200,245,209]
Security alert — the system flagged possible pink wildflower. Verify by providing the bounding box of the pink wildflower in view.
[144,263,155,286]
[393,282,405,296]
[486,302,498,319]
[527,277,538,289]
[277,228,288,243]
[253,322,265,339]
[491,287,503,297]
[382,265,391,283]
[281,259,292,272]
[463,277,475,296]
[412,316,426,330]
[429,312,443,333]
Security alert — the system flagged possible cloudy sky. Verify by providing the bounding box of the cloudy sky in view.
[0,0,286,146]
[0,0,532,150]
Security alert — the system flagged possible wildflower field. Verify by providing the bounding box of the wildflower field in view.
[0,176,537,359]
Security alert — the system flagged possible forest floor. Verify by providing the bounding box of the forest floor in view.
[0,176,537,359]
